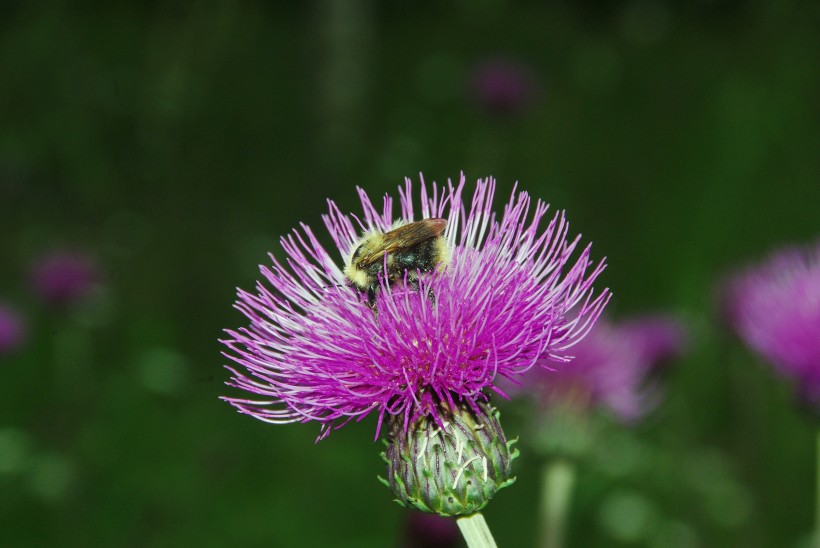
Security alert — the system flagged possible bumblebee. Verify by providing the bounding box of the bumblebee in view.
[344,218,451,307]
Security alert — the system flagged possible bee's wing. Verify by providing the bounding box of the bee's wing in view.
[357,218,446,266]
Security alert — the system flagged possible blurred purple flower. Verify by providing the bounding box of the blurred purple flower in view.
[523,315,688,422]
[723,241,820,404]
[619,315,688,366]
[30,249,101,306]
[222,175,610,440]
[403,511,460,548]
[468,57,538,116]
[0,303,26,356]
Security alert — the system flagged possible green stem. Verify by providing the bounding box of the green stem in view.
[539,458,576,548]
[456,512,498,548]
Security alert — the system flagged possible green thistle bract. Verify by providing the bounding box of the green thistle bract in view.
[380,399,519,516]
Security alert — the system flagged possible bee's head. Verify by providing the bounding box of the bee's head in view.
[349,233,386,265]
[344,233,385,291]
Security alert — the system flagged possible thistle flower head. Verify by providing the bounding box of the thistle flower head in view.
[521,314,688,422]
[468,57,538,116]
[722,241,820,404]
[619,315,688,366]
[222,175,609,440]
[30,249,101,306]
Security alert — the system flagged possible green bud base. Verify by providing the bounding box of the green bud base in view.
[379,398,519,517]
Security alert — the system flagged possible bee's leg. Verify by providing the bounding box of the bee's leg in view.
[405,270,437,305]
[406,271,420,292]
[417,270,438,305]
[367,285,377,308]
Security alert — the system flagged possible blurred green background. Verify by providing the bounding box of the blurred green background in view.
[1,1,819,546]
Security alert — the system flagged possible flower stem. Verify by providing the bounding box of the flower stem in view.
[456,512,498,548]
[539,458,576,548]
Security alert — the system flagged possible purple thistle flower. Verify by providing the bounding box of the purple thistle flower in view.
[0,303,26,356]
[722,241,820,404]
[522,315,688,422]
[222,175,610,441]
[467,57,539,116]
[618,315,689,368]
[30,249,101,306]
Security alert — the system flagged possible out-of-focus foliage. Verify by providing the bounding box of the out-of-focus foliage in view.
[1,1,818,546]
